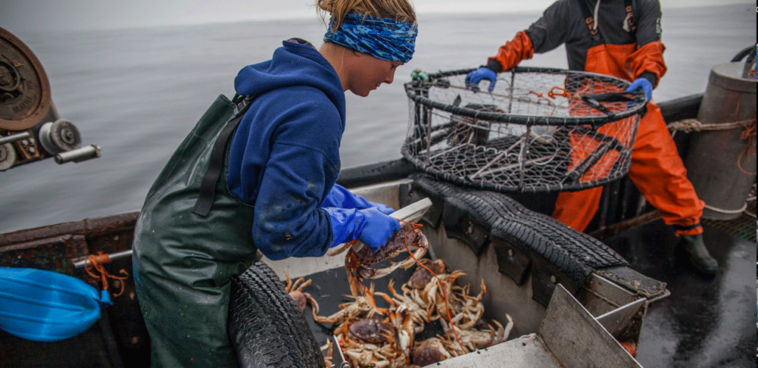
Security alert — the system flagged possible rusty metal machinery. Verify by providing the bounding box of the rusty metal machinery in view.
[0,27,100,171]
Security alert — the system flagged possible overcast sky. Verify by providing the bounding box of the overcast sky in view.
[0,0,752,33]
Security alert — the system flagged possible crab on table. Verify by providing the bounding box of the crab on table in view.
[441,314,514,355]
[342,315,398,345]
[411,338,452,366]
[340,337,402,368]
[388,279,434,331]
[312,284,383,325]
[447,279,487,330]
[405,258,445,290]
[283,273,318,313]
[418,270,466,321]
[370,280,432,358]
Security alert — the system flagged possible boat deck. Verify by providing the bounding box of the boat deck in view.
[602,219,756,368]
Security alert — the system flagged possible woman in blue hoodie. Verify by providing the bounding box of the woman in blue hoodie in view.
[132,0,417,366]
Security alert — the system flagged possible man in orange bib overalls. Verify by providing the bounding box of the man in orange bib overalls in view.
[466,0,718,276]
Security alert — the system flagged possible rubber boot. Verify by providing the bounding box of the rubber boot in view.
[676,233,718,276]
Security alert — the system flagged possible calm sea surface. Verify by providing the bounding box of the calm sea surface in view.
[1,5,755,233]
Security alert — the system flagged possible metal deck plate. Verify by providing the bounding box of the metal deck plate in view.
[432,334,562,367]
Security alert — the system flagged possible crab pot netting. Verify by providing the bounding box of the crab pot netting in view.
[402,67,647,193]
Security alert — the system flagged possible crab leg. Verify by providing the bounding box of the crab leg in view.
[363,245,428,280]
[327,239,355,256]
[283,272,293,292]
[502,314,514,342]
[292,277,311,292]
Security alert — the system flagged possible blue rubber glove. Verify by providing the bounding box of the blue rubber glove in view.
[357,208,401,251]
[626,78,653,102]
[465,67,498,93]
[369,203,395,215]
[325,207,400,252]
[321,184,394,215]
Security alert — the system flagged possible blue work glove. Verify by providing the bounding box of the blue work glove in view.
[465,67,498,93]
[626,78,653,102]
[370,203,395,215]
[322,184,394,215]
[357,208,401,251]
[325,207,400,252]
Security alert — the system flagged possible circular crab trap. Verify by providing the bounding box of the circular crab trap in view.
[402,67,648,193]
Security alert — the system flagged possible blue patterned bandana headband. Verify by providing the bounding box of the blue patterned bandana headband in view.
[323,13,417,63]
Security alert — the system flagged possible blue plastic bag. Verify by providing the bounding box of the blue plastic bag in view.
[0,267,112,342]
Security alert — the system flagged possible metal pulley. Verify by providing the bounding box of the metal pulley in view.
[38,119,81,154]
[0,142,16,171]
[0,27,52,131]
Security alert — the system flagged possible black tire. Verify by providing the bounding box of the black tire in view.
[228,261,326,368]
[411,173,628,287]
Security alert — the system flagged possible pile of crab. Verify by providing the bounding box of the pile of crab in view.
[284,222,514,367]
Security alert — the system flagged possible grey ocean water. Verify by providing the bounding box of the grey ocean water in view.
[0,4,755,233]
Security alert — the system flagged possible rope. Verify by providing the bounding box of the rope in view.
[737,113,757,175]
[669,113,757,176]
[84,251,129,297]
[398,219,465,354]
[666,118,754,133]
[703,202,748,215]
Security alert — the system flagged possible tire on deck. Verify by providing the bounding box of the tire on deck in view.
[228,260,326,368]
[409,173,629,305]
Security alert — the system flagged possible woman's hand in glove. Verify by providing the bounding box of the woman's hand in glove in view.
[357,208,401,252]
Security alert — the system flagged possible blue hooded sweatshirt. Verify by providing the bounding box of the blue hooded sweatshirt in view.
[228,40,345,260]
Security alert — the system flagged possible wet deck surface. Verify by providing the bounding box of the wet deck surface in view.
[602,219,756,368]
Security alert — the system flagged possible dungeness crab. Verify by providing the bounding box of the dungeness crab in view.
[344,316,397,345]
[283,273,318,313]
[330,222,429,309]
[411,338,452,366]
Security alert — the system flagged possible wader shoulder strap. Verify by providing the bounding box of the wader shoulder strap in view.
[577,0,601,42]
[576,0,637,41]
[624,0,636,33]
[192,96,254,217]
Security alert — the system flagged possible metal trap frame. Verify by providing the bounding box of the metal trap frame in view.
[402,67,648,193]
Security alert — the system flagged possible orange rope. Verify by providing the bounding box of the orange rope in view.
[737,111,757,175]
[547,86,572,99]
[84,251,129,297]
[398,219,465,354]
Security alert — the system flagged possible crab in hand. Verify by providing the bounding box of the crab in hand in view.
[340,222,429,309]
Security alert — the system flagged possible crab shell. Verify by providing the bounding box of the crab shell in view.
[352,222,428,265]
[347,317,397,344]
[407,259,445,289]
[412,338,451,366]
[289,291,310,312]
